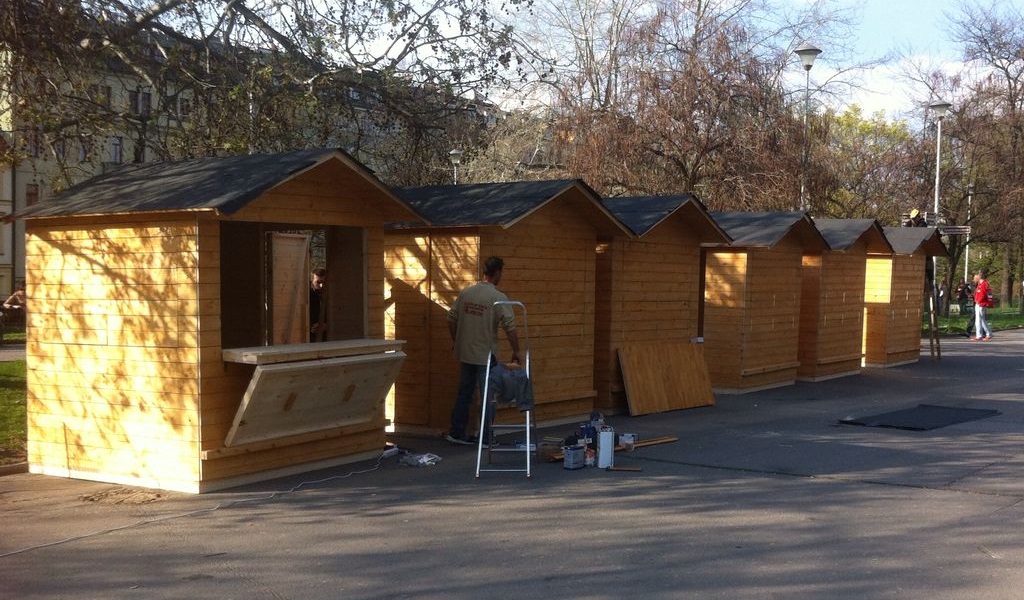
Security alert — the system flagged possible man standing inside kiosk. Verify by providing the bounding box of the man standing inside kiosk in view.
[446,256,521,445]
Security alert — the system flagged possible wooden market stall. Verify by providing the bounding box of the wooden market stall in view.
[703,212,828,393]
[863,227,948,367]
[15,148,421,493]
[798,218,893,381]
[596,194,730,415]
[384,180,632,434]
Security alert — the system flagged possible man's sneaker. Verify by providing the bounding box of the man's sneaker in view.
[445,433,477,446]
[983,336,993,341]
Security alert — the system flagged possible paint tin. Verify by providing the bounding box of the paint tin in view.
[563,445,585,470]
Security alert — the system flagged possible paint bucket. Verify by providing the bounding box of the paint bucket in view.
[563,445,585,470]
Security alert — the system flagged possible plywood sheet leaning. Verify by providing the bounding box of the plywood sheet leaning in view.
[224,352,406,447]
[618,341,715,416]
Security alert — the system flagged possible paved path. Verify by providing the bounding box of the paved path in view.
[2,332,1024,599]
[0,342,24,363]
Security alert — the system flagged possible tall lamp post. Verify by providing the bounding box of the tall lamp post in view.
[448,149,464,185]
[929,100,951,224]
[929,99,952,313]
[964,183,973,282]
[794,42,822,212]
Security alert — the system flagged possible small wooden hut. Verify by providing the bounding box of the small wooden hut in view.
[596,194,730,414]
[384,180,632,434]
[863,227,948,367]
[16,149,421,492]
[703,212,828,393]
[798,218,893,381]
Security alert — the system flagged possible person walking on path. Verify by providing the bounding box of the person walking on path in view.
[445,256,521,445]
[972,271,994,341]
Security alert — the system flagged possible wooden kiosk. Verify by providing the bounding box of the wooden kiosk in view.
[384,180,632,434]
[703,212,828,393]
[596,194,730,415]
[17,149,420,493]
[863,227,948,367]
[798,218,892,381]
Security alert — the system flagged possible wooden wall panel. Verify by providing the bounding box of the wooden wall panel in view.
[703,250,747,390]
[862,254,924,367]
[594,224,704,414]
[798,249,867,380]
[26,218,204,488]
[385,196,608,434]
[704,241,804,392]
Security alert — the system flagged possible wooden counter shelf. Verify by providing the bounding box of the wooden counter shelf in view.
[222,339,406,365]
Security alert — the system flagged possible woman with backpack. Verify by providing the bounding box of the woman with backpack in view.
[972,271,994,341]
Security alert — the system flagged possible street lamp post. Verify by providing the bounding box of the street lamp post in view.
[794,42,822,212]
[448,149,464,185]
[964,183,973,282]
[929,99,952,315]
[930,100,951,224]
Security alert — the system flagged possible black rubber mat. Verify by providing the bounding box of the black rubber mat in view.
[839,404,1000,431]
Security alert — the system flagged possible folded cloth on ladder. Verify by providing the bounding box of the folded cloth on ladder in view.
[488,363,534,411]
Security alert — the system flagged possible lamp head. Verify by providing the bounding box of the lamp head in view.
[794,42,822,71]
[929,100,952,120]
[448,149,464,166]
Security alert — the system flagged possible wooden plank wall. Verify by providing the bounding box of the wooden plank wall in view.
[385,232,478,432]
[26,215,206,491]
[739,242,803,390]
[594,225,702,414]
[386,198,604,433]
[862,256,893,366]
[704,240,803,392]
[483,201,600,424]
[703,250,748,390]
[885,254,926,365]
[798,250,866,380]
[201,209,391,487]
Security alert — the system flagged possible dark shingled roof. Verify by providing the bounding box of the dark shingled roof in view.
[883,227,950,257]
[12,148,398,220]
[601,194,729,242]
[813,218,893,253]
[709,211,827,250]
[396,179,631,234]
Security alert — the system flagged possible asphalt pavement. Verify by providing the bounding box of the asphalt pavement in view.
[2,332,1024,599]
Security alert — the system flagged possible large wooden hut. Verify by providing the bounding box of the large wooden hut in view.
[384,180,632,434]
[798,218,893,381]
[16,149,421,493]
[703,212,828,393]
[596,194,730,414]
[863,227,948,367]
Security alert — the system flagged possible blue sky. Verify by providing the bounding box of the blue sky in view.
[815,0,967,120]
[855,0,962,61]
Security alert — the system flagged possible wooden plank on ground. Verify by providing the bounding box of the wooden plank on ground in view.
[547,435,679,461]
[618,341,715,416]
[224,351,406,447]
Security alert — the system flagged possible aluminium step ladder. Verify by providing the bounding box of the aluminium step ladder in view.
[475,300,534,477]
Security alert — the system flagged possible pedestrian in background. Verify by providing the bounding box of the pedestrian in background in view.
[972,271,993,341]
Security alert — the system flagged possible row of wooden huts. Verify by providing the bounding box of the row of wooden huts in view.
[12,149,947,492]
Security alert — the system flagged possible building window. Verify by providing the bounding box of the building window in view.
[178,97,192,119]
[24,129,41,158]
[128,89,152,117]
[52,138,68,160]
[89,84,112,109]
[26,184,39,206]
[78,136,92,162]
[110,136,123,164]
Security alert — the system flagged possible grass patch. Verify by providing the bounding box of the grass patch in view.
[929,307,1024,335]
[0,359,26,465]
